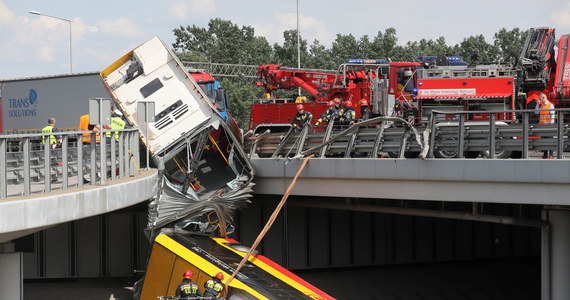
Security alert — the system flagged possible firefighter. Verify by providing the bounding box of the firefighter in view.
[359,99,372,121]
[339,101,356,126]
[292,104,312,132]
[175,270,201,299]
[41,117,62,148]
[314,101,339,126]
[536,92,555,158]
[333,98,342,110]
[204,272,224,299]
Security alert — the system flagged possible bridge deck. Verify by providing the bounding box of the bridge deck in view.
[251,157,570,205]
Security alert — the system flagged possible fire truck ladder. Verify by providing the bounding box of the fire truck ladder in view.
[182,61,338,79]
[182,62,260,79]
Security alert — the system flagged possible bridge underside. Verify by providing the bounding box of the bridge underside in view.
[251,158,570,205]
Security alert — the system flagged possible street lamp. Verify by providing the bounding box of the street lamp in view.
[296,0,301,96]
[29,10,73,73]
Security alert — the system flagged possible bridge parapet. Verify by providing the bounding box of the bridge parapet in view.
[0,129,158,243]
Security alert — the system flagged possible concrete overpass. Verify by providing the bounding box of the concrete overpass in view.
[0,129,158,299]
[251,157,570,300]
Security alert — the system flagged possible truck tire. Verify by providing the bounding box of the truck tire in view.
[480,150,512,159]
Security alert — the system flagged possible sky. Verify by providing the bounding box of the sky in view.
[3,0,570,79]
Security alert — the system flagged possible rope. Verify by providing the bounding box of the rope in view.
[224,154,314,293]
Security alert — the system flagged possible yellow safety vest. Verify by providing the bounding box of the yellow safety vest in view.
[106,117,126,139]
[41,125,56,144]
[204,279,223,295]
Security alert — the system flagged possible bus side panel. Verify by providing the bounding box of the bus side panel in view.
[140,243,176,300]
[166,256,208,296]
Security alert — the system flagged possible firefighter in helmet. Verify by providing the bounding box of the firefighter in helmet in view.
[359,99,372,121]
[339,101,356,126]
[333,98,342,110]
[204,272,225,299]
[315,101,339,126]
[292,104,313,132]
[175,270,201,299]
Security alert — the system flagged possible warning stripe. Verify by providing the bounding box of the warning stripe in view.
[155,234,269,300]
[213,238,335,300]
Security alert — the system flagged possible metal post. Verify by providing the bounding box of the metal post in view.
[371,121,387,158]
[428,112,437,158]
[118,133,124,178]
[146,125,150,170]
[110,135,116,181]
[0,138,6,199]
[489,113,496,159]
[458,113,465,158]
[77,134,83,187]
[556,111,564,159]
[23,138,30,196]
[134,131,140,174]
[62,135,68,190]
[523,111,529,159]
[44,138,51,193]
[124,132,130,177]
[100,131,107,185]
[90,134,96,185]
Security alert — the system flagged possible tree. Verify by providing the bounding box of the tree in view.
[173,18,272,64]
[330,33,360,64]
[306,39,335,70]
[457,35,498,64]
[272,29,309,67]
[371,28,399,60]
[494,27,528,65]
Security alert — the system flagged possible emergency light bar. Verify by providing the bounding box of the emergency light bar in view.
[417,56,464,61]
[345,59,389,64]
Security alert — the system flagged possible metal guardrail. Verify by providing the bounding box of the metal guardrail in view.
[427,108,569,159]
[245,108,570,159]
[0,128,140,199]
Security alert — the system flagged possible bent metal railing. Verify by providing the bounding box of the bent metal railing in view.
[244,108,570,160]
[0,128,140,199]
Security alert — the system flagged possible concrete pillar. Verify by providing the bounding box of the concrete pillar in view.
[548,210,570,300]
[0,242,23,300]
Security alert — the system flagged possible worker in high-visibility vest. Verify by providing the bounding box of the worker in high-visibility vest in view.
[41,117,62,147]
[359,99,372,121]
[292,104,312,132]
[315,101,338,126]
[536,92,555,158]
[105,109,126,140]
[175,270,202,299]
[339,101,356,126]
[203,272,224,299]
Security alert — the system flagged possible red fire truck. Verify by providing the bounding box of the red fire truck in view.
[249,27,570,135]
[250,58,517,132]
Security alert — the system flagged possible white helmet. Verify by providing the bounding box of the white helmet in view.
[114,109,123,117]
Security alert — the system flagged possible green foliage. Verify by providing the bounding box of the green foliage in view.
[494,27,529,65]
[172,19,533,128]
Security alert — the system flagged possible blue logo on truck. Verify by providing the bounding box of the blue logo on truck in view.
[8,89,38,117]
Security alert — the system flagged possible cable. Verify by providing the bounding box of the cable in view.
[224,154,314,294]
